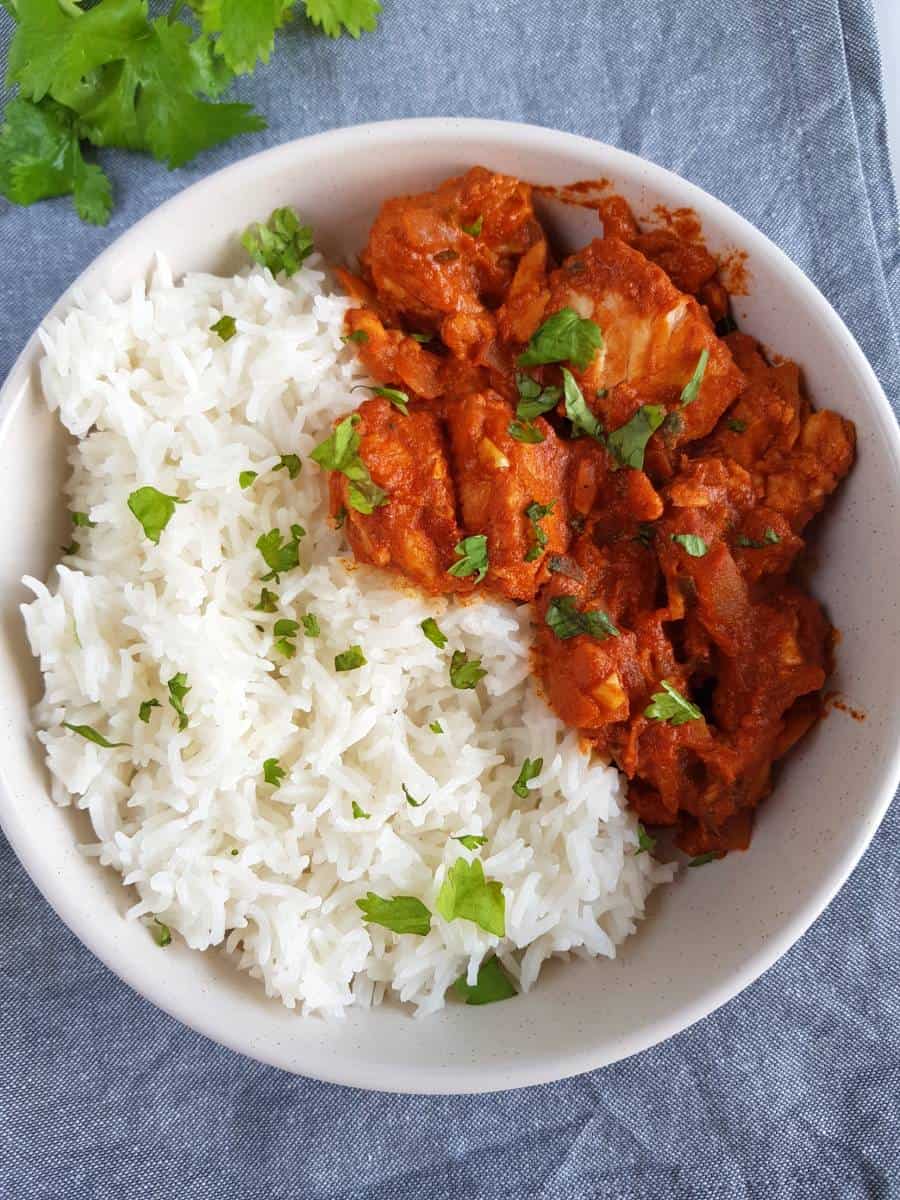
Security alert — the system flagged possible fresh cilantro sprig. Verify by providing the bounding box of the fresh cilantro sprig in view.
[0,0,382,225]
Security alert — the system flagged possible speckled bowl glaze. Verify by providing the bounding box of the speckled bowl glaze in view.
[1,119,898,1094]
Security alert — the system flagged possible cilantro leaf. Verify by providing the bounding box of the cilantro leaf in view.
[561,368,604,441]
[524,500,554,563]
[335,645,366,672]
[193,0,295,75]
[518,307,602,371]
[254,587,278,613]
[273,617,299,658]
[356,892,431,935]
[454,956,517,1005]
[256,525,304,582]
[71,512,96,528]
[403,783,426,807]
[303,0,381,38]
[436,858,505,937]
[429,720,443,734]
[461,214,483,237]
[671,533,708,557]
[680,349,709,407]
[507,420,545,444]
[351,799,370,819]
[635,823,656,856]
[448,535,489,583]
[310,414,388,515]
[421,617,447,648]
[263,756,285,787]
[512,757,542,800]
[150,918,172,947]
[127,485,186,544]
[736,529,781,549]
[210,314,237,341]
[301,612,320,637]
[62,721,128,748]
[449,649,487,690]
[453,834,487,850]
[352,384,409,415]
[644,680,703,726]
[0,98,113,225]
[239,470,257,489]
[342,329,369,344]
[138,698,160,723]
[515,373,561,421]
[606,404,667,470]
[545,595,619,641]
[167,672,191,731]
[241,207,313,276]
[273,453,302,479]
[688,851,723,867]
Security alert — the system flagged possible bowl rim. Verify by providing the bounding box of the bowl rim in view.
[2,116,899,1094]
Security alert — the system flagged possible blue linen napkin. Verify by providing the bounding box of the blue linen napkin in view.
[1,1,898,1196]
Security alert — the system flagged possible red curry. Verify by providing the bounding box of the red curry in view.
[326,167,855,857]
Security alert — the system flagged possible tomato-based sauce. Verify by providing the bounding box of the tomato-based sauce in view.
[324,166,855,856]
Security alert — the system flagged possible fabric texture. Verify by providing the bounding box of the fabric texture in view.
[1,1,899,1196]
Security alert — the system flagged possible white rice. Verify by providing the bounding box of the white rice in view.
[21,254,674,1017]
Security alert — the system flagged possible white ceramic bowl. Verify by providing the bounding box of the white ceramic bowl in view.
[1,119,899,1094]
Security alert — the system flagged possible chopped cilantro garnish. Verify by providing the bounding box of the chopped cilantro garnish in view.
[71,511,95,528]
[150,918,171,948]
[342,329,370,345]
[351,800,370,819]
[454,834,488,850]
[166,673,191,731]
[254,588,279,613]
[310,414,388,515]
[449,649,487,690]
[263,757,285,787]
[420,617,448,648]
[241,207,313,276]
[671,533,708,557]
[448,535,489,583]
[453,956,517,1005]
[524,500,554,563]
[736,529,781,548]
[635,824,656,856]
[62,721,128,748]
[512,757,543,800]
[301,613,320,638]
[239,470,258,489]
[210,315,237,342]
[127,486,187,544]
[680,349,709,407]
[507,420,546,444]
[305,0,382,39]
[403,783,427,807]
[606,405,667,470]
[461,214,483,237]
[644,680,702,726]
[562,368,605,441]
[515,372,561,421]
[273,617,300,658]
[429,720,444,734]
[518,308,603,371]
[352,384,410,416]
[256,525,305,582]
[545,595,619,641]
[138,699,160,724]
[356,893,431,935]
[335,645,366,672]
[436,858,506,937]
[274,454,302,480]
[688,851,723,867]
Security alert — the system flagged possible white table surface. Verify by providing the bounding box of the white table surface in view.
[874,0,900,180]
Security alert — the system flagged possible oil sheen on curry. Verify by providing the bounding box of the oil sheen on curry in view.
[325,166,856,858]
